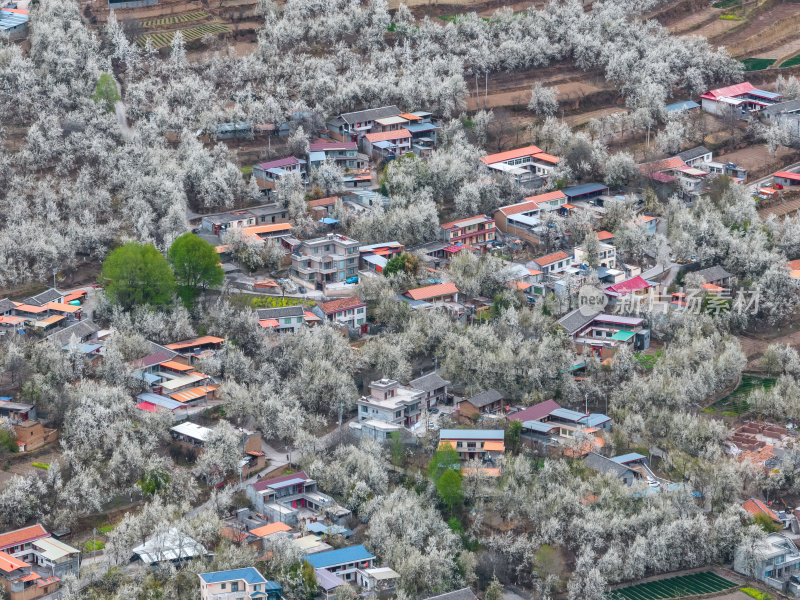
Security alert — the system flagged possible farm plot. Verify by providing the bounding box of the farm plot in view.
[141,12,210,27]
[607,572,737,600]
[137,23,232,48]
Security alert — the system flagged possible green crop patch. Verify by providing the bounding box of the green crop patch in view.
[607,572,737,600]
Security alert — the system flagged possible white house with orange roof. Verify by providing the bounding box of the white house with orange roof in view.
[402,282,459,304]
[493,191,568,245]
[481,145,560,187]
[363,129,412,159]
[532,250,572,275]
[315,296,367,329]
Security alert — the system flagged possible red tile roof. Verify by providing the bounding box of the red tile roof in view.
[638,157,687,174]
[481,145,542,165]
[597,230,615,241]
[534,251,569,267]
[308,196,338,207]
[510,399,561,423]
[0,551,28,573]
[701,81,755,101]
[775,171,800,182]
[742,498,780,521]
[605,275,652,295]
[497,191,567,216]
[404,282,459,301]
[253,471,309,492]
[317,296,366,314]
[532,152,559,164]
[165,336,224,350]
[365,129,411,143]
[787,259,800,270]
[0,525,48,551]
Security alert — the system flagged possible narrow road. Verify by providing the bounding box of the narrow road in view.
[748,160,800,193]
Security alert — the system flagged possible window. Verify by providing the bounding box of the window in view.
[362,406,368,413]
[221,583,227,590]
[324,245,330,252]
[395,410,401,418]
[231,582,240,592]
[296,317,303,323]
[456,441,463,448]
[283,318,291,324]
[254,585,260,592]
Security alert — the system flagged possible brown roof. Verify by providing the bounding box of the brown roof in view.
[165,336,224,350]
[534,251,569,266]
[308,196,338,208]
[638,157,687,174]
[317,296,366,314]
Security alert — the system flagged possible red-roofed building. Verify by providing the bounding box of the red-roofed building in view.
[533,251,571,274]
[604,276,655,310]
[403,282,459,303]
[246,471,349,527]
[253,156,308,190]
[701,81,782,116]
[597,230,614,241]
[439,214,495,249]
[316,296,367,329]
[509,399,562,424]
[363,129,412,158]
[774,171,800,186]
[481,146,560,186]
[742,498,781,522]
[493,191,568,245]
[308,140,366,171]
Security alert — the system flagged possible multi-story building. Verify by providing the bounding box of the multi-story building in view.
[358,378,424,429]
[326,106,402,142]
[735,533,800,595]
[439,215,495,249]
[290,234,361,289]
[532,251,572,275]
[0,525,81,600]
[308,141,367,171]
[305,545,376,583]
[573,241,616,269]
[480,146,560,187]
[252,157,308,191]
[170,423,265,478]
[316,297,367,329]
[363,129,412,159]
[409,372,450,409]
[245,472,349,527]
[493,191,568,246]
[438,430,505,462]
[199,567,282,600]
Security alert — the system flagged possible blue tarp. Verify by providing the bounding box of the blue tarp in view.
[318,218,340,224]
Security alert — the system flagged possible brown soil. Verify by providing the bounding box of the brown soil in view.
[716,144,800,176]
[738,316,800,370]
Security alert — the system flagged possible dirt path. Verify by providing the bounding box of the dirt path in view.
[565,106,625,127]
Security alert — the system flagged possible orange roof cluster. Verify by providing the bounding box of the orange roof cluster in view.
[243,223,292,236]
[14,304,47,314]
[43,302,80,314]
[318,296,366,314]
[0,551,28,573]
[532,152,559,164]
[404,282,458,301]
[259,319,280,328]
[496,191,567,216]
[170,385,217,403]
[0,525,47,551]
[481,145,542,165]
[165,336,224,350]
[308,196,337,208]
[160,360,193,372]
[742,498,780,521]
[365,128,411,143]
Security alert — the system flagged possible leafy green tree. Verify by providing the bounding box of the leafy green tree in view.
[100,242,176,310]
[139,467,170,497]
[168,233,225,306]
[0,429,18,454]
[389,431,405,467]
[428,444,461,482]
[505,420,522,454]
[436,468,463,513]
[384,253,419,277]
[92,73,121,113]
[485,575,504,600]
[753,512,781,533]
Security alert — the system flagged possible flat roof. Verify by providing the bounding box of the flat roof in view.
[170,421,212,441]
[439,429,504,441]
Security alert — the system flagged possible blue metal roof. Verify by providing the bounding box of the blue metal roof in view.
[563,183,609,197]
[0,9,28,31]
[548,408,586,422]
[318,217,340,224]
[439,429,505,441]
[405,123,438,133]
[136,393,183,410]
[611,452,646,464]
[62,343,102,354]
[306,545,374,569]
[522,420,559,433]
[582,413,611,427]
[199,568,267,585]
[750,89,782,100]
[665,100,700,112]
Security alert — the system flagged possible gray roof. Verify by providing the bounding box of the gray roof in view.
[247,203,285,217]
[409,372,450,393]
[584,452,634,478]
[675,146,711,162]
[0,298,15,313]
[557,308,599,336]
[25,288,62,306]
[256,306,305,319]
[45,320,100,345]
[424,589,478,600]
[339,105,401,125]
[694,265,732,284]
[465,389,504,408]
[762,99,800,118]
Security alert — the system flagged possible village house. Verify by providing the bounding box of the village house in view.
[675,146,713,167]
[439,214,495,250]
[774,171,800,188]
[308,140,367,171]
[245,471,349,527]
[200,205,289,235]
[290,233,361,289]
[358,378,424,429]
[363,129,412,159]
[734,533,800,595]
[170,422,265,478]
[742,498,783,527]
[305,545,375,583]
[199,568,282,600]
[533,251,571,275]
[133,529,209,567]
[584,452,638,485]
[424,589,479,600]
[256,306,307,333]
[12,420,57,452]
[438,429,505,463]
[603,275,657,311]
[358,241,405,274]
[458,389,505,418]
[510,399,610,454]
[402,282,459,305]
[493,191,568,245]
[248,522,295,549]
[315,297,367,330]
[0,524,81,600]
[701,81,782,116]
[252,157,308,191]
[308,196,337,220]
[557,308,648,357]
[359,567,401,594]
[326,106,402,142]
[480,146,560,187]
[409,371,450,409]
[693,265,734,292]
[573,241,616,269]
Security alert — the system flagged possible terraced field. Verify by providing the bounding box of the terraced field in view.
[141,11,209,27]
[137,23,231,48]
